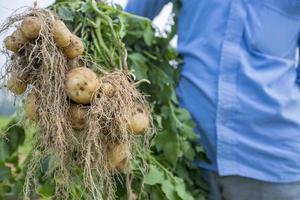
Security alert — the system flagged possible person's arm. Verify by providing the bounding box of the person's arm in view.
[297,40,300,86]
[125,0,171,20]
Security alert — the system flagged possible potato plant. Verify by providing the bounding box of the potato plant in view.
[1,3,154,199]
[51,0,208,199]
[0,0,208,199]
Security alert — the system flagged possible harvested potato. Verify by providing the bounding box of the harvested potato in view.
[128,108,150,135]
[100,82,116,98]
[6,73,27,95]
[53,20,72,48]
[21,17,42,39]
[4,36,18,53]
[4,29,28,53]
[63,34,84,59]
[69,103,87,129]
[107,143,130,172]
[65,67,98,104]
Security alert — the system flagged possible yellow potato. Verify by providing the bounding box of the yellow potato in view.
[101,82,116,98]
[6,74,27,95]
[25,92,37,121]
[128,109,150,135]
[21,17,42,39]
[53,20,72,48]
[64,67,98,104]
[4,29,28,53]
[69,103,87,130]
[107,143,130,172]
[63,34,84,59]
[4,36,18,53]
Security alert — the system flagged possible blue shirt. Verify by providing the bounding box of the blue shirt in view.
[126,0,300,183]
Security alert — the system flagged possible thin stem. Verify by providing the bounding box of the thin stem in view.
[90,0,128,70]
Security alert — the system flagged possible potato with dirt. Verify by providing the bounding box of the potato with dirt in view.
[100,82,116,98]
[128,108,150,135]
[63,34,84,59]
[69,103,87,129]
[6,73,27,95]
[65,67,98,104]
[4,29,28,53]
[21,17,42,39]
[107,143,130,172]
[53,20,72,48]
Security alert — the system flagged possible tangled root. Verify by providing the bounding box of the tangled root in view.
[79,70,153,199]
[0,7,153,200]
[0,8,77,199]
[92,70,151,142]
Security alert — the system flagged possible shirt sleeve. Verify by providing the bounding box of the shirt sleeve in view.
[296,40,300,86]
[125,0,171,20]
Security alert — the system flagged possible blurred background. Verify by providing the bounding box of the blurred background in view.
[0,0,173,115]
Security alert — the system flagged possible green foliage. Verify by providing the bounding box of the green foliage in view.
[0,118,25,199]
[0,0,208,199]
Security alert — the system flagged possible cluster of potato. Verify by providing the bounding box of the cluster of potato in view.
[3,16,150,172]
[5,17,84,57]
[63,67,149,134]
[64,67,151,171]
[4,16,84,95]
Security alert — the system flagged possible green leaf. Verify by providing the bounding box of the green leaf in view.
[174,177,194,200]
[144,165,165,186]
[37,182,55,198]
[175,108,192,122]
[57,6,74,21]
[183,144,196,161]
[175,164,192,185]
[154,115,163,129]
[0,141,10,162]
[128,53,148,80]
[1,185,11,193]
[160,85,174,105]
[161,179,178,200]
[0,165,11,181]
[155,130,180,167]
[179,124,198,140]
[144,184,165,200]
[7,125,25,154]
[0,120,25,162]
[143,24,154,46]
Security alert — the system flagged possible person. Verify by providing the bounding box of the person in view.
[125,1,300,200]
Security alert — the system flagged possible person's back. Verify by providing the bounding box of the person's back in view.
[126,1,300,199]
